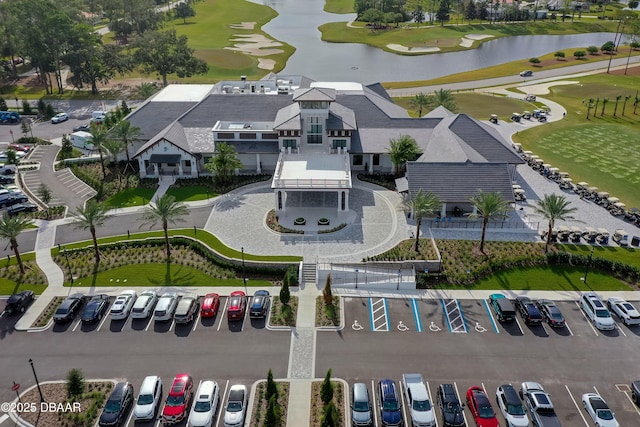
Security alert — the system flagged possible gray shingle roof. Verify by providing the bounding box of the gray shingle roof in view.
[449,115,524,164]
[327,103,356,130]
[292,87,336,102]
[127,101,198,140]
[273,104,301,130]
[134,121,190,157]
[406,162,515,203]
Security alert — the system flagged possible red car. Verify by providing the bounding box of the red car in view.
[201,293,220,318]
[227,291,246,321]
[466,386,499,427]
[162,374,193,425]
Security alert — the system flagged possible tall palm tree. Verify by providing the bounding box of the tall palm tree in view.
[74,200,111,264]
[404,190,441,252]
[467,191,511,253]
[90,123,109,179]
[139,194,189,259]
[533,194,578,253]
[102,138,126,184]
[428,88,457,112]
[205,142,243,186]
[613,95,622,116]
[110,120,141,166]
[0,214,33,274]
[409,92,430,117]
[388,135,421,176]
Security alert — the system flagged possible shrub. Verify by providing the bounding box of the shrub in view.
[21,100,33,115]
[321,401,339,427]
[587,45,599,54]
[323,274,333,305]
[574,50,586,59]
[601,41,615,54]
[280,277,291,305]
[554,51,565,60]
[264,395,278,427]
[321,369,333,404]
[266,369,278,401]
[529,57,541,65]
[66,368,85,399]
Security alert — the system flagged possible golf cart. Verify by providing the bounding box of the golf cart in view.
[524,94,537,102]
[538,112,547,122]
[532,109,542,118]
[559,177,574,190]
[585,187,599,201]
[569,226,582,243]
[548,167,561,181]
[557,225,571,242]
[596,228,610,245]
[511,112,522,122]
[541,163,552,176]
[489,114,498,124]
[522,111,532,120]
[604,196,619,209]
[582,227,598,243]
[527,154,540,166]
[511,142,522,153]
[532,158,544,171]
[514,188,526,201]
[541,228,558,243]
[596,191,610,205]
[610,202,626,216]
[521,150,534,161]
[624,207,639,223]
[613,230,629,246]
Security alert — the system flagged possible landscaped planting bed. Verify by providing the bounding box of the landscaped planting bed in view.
[250,380,289,427]
[365,238,438,261]
[315,296,340,327]
[0,260,47,286]
[32,296,64,328]
[310,380,344,427]
[269,295,298,327]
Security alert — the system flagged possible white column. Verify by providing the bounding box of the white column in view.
[472,206,478,215]
[139,159,147,178]
[440,203,447,218]
[191,158,197,177]
[368,154,374,173]
[178,163,184,177]
[344,190,349,211]
[153,163,159,176]
[256,153,261,173]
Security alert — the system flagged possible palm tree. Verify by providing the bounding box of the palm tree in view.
[205,142,243,186]
[74,200,111,264]
[533,194,578,253]
[0,214,33,274]
[427,88,457,112]
[613,95,622,116]
[404,190,441,251]
[600,98,608,116]
[139,194,189,259]
[467,191,511,253]
[102,138,126,183]
[622,95,631,116]
[388,135,421,176]
[90,123,109,179]
[110,120,141,166]
[409,92,430,117]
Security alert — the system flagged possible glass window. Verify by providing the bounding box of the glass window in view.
[184,160,191,167]
[283,139,297,148]
[332,139,347,149]
[217,132,234,139]
[239,133,256,140]
[373,154,380,165]
[353,155,363,166]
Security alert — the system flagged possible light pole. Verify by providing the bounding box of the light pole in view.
[582,247,595,285]
[241,247,246,287]
[28,358,45,403]
[355,268,358,289]
[63,247,74,284]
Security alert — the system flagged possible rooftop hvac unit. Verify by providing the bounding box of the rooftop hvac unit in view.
[222,85,232,94]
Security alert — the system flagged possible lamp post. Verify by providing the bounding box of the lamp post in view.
[582,247,595,285]
[63,247,74,284]
[28,358,45,403]
[355,268,358,289]
[241,247,246,287]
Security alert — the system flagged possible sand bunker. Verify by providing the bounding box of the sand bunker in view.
[258,58,276,70]
[519,80,579,95]
[386,44,440,53]
[225,34,284,57]
[229,22,256,30]
[459,34,494,47]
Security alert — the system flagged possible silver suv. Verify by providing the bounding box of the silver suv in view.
[581,292,615,330]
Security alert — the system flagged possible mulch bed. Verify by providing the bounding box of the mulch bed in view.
[315,296,341,327]
[249,381,289,427]
[310,381,344,427]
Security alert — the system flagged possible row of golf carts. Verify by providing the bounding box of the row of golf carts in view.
[540,226,631,246]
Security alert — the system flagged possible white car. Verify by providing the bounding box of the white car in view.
[581,393,619,427]
[188,380,219,427]
[223,385,247,427]
[51,112,69,123]
[133,375,163,421]
[496,384,529,427]
[109,290,137,320]
[580,292,615,331]
[131,290,158,319]
[607,297,640,325]
[154,292,179,321]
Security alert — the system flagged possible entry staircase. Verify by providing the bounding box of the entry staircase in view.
[301,263,316,287]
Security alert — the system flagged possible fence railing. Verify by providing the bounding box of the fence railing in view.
[424,219,539,231]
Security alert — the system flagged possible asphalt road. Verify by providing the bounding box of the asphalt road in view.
[0,229,37,259]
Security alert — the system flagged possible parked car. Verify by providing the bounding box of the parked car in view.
[73,123,91,132]
[536,299,566,328]
[53,293,85,323]
[154,292,179,321]
[174,293,199,324]
[351,383,373,427]
[489,294,516,322]
[131,290,158,319]
[249,290,270,318]
[201,293,220,318]
[133,375,162,421]
[607,297,640,325]
[223,384,248,427]
[188,380,219,427]
[4,290,34,314]
[98,381,134,427]
[0,175,14,184]
[401,373,435,427]
[436,383,465,427]
[466,386,499,427]
[7,203,38,217]
[227,291,246,321]
[581,393,619,427]
[109,290,137,320]
[51,112,69,123]
[514,296,543,325]
[631,381,640,405]
[8,144,30,152]
[2,193,29,207]
[162,374,194,425]
[496,384,529,427]
[378,379,402,426]
[580,292,615,331]
[81,294,110,323]
[519,70,533,77]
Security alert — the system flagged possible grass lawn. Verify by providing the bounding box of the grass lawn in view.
[0,282,47,296]
[66,263,272,287]
[165,186,217,202]
[562,244,640,269]
[453,265,632,291]
[104,188,157,208]
[320,20,619,56]
[54,228,302,262]
[324,0,354,14]
[513,73,640,208]
[384,47,640,89]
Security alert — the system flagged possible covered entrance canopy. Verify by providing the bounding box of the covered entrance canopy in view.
[149,154,181,164]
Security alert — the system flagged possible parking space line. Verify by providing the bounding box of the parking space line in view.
[411,298,422,332]
[514,318,524,335]
[453,382,469,427]
[192,312,201,332]
[398,380,409,424]
[483,299,500,334]
[575,301,599,336]
[371,380,380,427]
[214,380,229,427]
[96,314,109,332]
[440,299,452,332]
[564,322,574,336]
[565,385,590,426]
[615,323,627,337]
[217,299,228,332]
[123,403,135,427]
[425,381,438,427]
[144,316,154,332]
[72,319,81,332]
[622,388,640,416]
[186,380,203,426]
[241,311,248,331]
[539,322,549,337]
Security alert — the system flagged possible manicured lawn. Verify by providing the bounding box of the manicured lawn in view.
[67,263,272,287]
[0,282,47,296]
[451,265,632,291]
[54,228,303,262]
[165,186,217,202]
[562,244,640,269]
[324,0,354,14]
[513,73,640,208]
[104,188,157,208]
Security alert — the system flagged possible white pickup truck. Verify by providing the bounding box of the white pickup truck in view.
[401,373,436,427]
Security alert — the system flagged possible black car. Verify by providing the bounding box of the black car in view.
[81,294,110,323]
[0,175,14,184]
[53,293,85,323]
[7,203,38,217]
[4,290,34,314]
[489,294,516,322]
[632,381,640,405]
[514,296,544,325]
[99,381,134,427]
[519,70,533,77]
[73,123,91,132]
[536,299,565,328]
[3,194,28,208]
[436,383,465,427]
[249,290,270,318]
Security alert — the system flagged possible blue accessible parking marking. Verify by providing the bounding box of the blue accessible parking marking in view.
[482,299,500,333]
[411,298,423,332]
